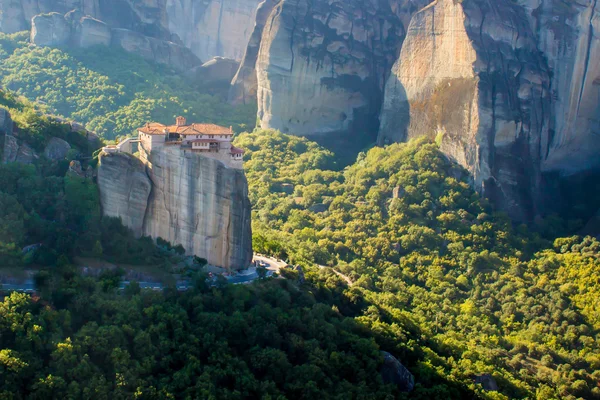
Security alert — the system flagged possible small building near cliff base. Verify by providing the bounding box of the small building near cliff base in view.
[98,117,252,272]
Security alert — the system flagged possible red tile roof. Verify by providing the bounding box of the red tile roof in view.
[138,121,233,136]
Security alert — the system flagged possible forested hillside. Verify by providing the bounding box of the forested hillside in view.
[0,90,172,268]
[237,130,600,399]
[0,32,255,140]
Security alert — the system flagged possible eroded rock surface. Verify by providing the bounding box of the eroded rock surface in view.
[166,0,262,61]
[2,0,262,60]
[97,146,252,271]
[252,0,427,148]
[378,0,550,221]
[30,11,70,46]
[97,152,152,238]
[380,351,414,392]
[30,11,201,72]
[44,137,71,160]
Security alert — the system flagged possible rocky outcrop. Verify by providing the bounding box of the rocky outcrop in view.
[1,0,262,60]
[380,351,414,392]
[0,109,13,135]
[378,0,550,221]
[527,0,600,175]
[243,0,430,150]
[111,28,200,72]
[187,57,240,88]
[44,136,71,160]
[30,12,70,46]
[74,16,111,47]
[98,152,152,238]
[2,134,37,164]
[30,11,201,72]
[474,374,499,392]
[229,0,279,105]
[97,146,252,271]
[166,0,262,61]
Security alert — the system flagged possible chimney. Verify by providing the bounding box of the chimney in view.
[176,116,187,126]
[230,126,233,133]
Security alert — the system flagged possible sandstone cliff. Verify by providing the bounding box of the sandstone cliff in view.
[249,0,430,150]
[378,0,550,221]
[30,11,201,72]
[166,0,261,61]
[97,152,152,237]
[377,0,600,220]
[97,147,252,271]
[1,0,262,61]
[231,0,600,219]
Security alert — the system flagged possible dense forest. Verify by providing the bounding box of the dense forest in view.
[236,130,600,399]
[0,32,255,140]
[1,33,599,398]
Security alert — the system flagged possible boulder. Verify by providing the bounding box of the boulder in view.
[2,135,19,164]
[75,16,111,48]
[295,266,305,285]
[308,203,328,213]
[392,187,405,199]
[67,160,85,178]
[31,12,71,47]
[380,351,414,392]
[0,108,13,135]
[474,374,499,392]
[111,28,201,72]
[15,142,37,164]
[187,57,240,86]
[44,137,71,160]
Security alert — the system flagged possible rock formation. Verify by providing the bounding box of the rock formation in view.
[43,136,71,160]
[229,0,280,105]
[166,0,262,61]
[97,152,152,238]
[30,12,71,46]
[2,134,37,164]
[30,11,201,72]
[186,57,240,90]
[0,109,13,135]
[1,0,262,60]
[378,0,551,221]
[377,0,600,220]
[97,146,252,271]
[251,0,417,149]
[380,351,414,392]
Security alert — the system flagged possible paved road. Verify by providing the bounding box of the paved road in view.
[253,254,288,273]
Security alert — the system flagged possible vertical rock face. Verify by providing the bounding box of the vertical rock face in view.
[97,147,252,271]
[30,11,71,46]
[229,0,280,105]
[1,0,263,61]
[97,152,152,237]
[166,0,262,61]
[29,10,201,72]
[526,0,600,175]
[252,0,423,149]
[378,0,551,220]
